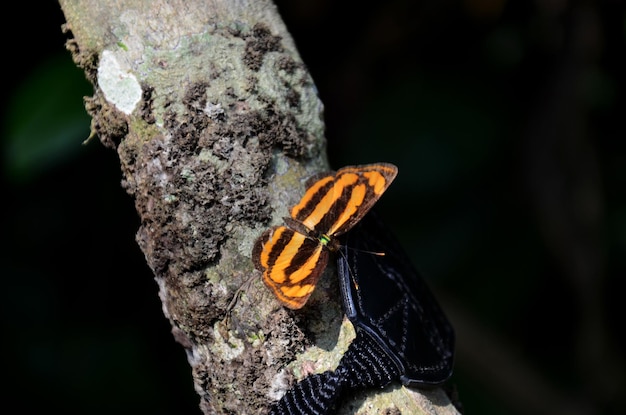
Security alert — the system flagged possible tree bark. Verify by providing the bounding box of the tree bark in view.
[58,1,459,414]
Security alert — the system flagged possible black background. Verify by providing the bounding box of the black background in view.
[2,1,624,414]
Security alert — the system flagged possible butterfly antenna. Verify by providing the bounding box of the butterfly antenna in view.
[345,245,386,256]
[334,247,357,290]
[339,244,387,291]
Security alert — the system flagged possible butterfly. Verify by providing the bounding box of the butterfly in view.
[269,211,455,415]
[252,163,398,309]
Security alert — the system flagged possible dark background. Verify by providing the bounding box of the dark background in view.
[2,1,624,414]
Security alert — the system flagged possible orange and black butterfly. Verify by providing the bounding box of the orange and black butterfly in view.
[252,163,398,309]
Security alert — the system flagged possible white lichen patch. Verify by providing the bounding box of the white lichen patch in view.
[247,330,265,347]
[204,101,225,119]
[97,50,142,115]
[288,317,355,379]
[210,321,245,361]
[267,369,291,401]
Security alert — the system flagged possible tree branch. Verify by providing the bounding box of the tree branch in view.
[58,1,459,413]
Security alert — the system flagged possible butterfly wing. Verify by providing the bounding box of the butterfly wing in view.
[290,163,398,238]
[252,163,397,309]
[253,226,329,309]
[337,211,455,386]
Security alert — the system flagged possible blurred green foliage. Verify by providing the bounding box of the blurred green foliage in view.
[2,56,92,182]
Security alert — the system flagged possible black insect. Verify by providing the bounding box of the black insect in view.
[269,211,455,414]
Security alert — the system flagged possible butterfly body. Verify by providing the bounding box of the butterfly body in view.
[252,163,398,309]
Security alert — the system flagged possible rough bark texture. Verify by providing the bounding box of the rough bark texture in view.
[58,1,459,414]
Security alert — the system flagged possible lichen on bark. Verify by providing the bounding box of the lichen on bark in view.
[60,1,332,412]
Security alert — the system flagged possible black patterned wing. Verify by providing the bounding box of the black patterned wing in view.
[337,211,455,386]
[267,211,454,414]
[268,330,400,415]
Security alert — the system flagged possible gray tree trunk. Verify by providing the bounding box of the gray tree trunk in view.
[58,1,459,413]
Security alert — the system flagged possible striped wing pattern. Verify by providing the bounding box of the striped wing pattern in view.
[253,163,398,309]
[291,163,398,237]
